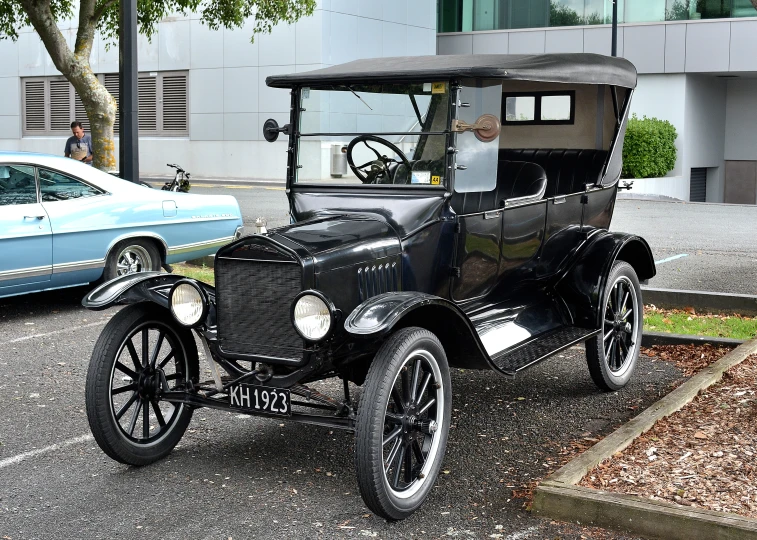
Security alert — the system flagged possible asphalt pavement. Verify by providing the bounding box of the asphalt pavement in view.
[0,286,679,539]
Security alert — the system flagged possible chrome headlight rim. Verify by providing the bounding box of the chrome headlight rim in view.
[290,290,336,343]
[169,279,209,328]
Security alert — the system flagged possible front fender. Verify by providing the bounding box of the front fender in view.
[556,231,656,328]
[82,271,216,313]
[344,292,493,370]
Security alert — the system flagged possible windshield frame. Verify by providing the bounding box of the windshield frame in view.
[288,82,455,192]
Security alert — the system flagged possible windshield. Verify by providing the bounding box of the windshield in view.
[296,82,450,186]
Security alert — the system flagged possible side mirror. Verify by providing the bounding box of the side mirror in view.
[263,118,291,143]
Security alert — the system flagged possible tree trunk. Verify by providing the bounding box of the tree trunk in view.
[20,0,118,172]
[752,0,757,11]
[70,64,118,171]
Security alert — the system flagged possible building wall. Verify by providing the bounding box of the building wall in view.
[725,79,757,162]
[0,0,436,179]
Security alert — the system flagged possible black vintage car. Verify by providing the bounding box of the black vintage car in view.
[83,54,655,520]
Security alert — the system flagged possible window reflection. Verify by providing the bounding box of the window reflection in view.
[437,0,757,32]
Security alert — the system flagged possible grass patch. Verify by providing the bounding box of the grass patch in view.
[644,306,757,340]
[171,263,215,285]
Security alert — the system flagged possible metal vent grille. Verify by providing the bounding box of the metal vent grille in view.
[162,74,187,132]
[227,242,295,262]
[690,168,707,203]
[49,79,71,131]
[103,73,120,132]
[23,80,46,132]
[138,76,157,131]
[216,259,303,361]
[358,262,399,302]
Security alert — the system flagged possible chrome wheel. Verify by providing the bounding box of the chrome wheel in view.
[602,275,639,376]
[116,245,152,276]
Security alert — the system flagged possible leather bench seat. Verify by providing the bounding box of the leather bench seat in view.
[452,160,547,215]
[498,149,607,198]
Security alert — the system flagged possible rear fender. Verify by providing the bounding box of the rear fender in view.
[81,271,216,315]
[344,292,492,370]
[555,231,656,328]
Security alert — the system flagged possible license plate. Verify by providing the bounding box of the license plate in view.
[229,384,291,417]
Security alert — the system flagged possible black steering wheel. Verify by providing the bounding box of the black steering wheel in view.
[346,135,412,184]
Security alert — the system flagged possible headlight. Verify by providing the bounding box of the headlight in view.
[170,281,207,327]
[292,292,333,341]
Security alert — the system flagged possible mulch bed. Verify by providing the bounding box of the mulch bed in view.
[580,351,757,519]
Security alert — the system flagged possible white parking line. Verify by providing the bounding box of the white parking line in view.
[0,321,107,346]
[655,253,688,265]
[0,434,93,469]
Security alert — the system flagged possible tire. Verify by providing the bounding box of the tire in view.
[586,261,643,391]
[355,327,452,521]
[85,304,199,466]
[103,239,161,282]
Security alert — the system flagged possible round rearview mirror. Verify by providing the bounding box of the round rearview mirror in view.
[263,118,280,143]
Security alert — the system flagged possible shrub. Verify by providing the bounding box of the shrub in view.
[622,114,678,179]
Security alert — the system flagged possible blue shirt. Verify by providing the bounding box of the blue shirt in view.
[64,134,93,165]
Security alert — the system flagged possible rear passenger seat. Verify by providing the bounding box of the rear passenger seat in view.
[498,149,607,198]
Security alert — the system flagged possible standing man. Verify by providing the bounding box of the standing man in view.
[64,121,94,165]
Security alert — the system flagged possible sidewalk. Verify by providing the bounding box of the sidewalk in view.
[140,175,285,187]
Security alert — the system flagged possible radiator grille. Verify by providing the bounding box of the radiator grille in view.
[358,262,399,302]
[216,259,303,361]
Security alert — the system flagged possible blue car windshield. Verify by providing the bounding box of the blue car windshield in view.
[296,82,449,187]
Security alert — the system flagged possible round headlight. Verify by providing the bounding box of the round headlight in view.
[170,282,206,327]
[292,293,332,341]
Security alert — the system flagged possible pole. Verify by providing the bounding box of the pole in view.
[611,0,618,57]
[119,0,139,182]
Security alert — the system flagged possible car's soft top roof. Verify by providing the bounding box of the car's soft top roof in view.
[266,53,637,90]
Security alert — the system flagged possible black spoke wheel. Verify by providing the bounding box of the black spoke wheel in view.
[355,327,451,521]
[86,304,199,465]
[586,261,643,391]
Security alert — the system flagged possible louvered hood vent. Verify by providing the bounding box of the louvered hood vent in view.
[358,262,399,302]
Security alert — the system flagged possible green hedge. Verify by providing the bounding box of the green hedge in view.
[622,114,678,179]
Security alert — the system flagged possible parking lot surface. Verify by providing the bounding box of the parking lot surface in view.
[1,287,682,539]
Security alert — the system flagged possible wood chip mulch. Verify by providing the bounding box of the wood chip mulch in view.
[641,343,731,377]
[580,352,757,519]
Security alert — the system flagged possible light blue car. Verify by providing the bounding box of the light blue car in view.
[0,151,243,299]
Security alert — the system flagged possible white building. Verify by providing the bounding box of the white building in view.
[437,0,757,204]
[0,1,436,180]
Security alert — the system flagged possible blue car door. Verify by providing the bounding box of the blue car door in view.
[0,164,53,291]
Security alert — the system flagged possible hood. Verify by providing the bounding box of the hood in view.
[270,214,402,273]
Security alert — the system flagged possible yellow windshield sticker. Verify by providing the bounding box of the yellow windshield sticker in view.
[431,82,446,94]
[431,175,441,185]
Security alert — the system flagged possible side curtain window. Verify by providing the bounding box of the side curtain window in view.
[39,168,103,202]
[0,165,37,206]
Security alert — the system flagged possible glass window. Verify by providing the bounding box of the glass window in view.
[297,82,449,187]
[0,165,37,206]
[39,168,103,202]
[505,96,535,121]
[541,95,572,121]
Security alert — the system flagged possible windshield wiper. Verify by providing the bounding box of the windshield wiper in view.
[344,86,373,111]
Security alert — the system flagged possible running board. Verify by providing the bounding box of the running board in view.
[491,326,599,376]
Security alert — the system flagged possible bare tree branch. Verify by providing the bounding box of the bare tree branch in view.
[19,0,73,75]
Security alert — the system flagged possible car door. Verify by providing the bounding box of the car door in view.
[38,167,109,284]
[0,164,53,292]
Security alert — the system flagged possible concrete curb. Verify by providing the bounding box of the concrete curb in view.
[532,338,757,539]
[642,287,757,317]
[642,331,744,348]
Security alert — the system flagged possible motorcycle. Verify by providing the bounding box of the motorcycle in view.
[162,163,191,192]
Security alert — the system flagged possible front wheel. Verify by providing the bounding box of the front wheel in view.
[585,261,643,391]
[355,327,452,521]
[85,304,199,466]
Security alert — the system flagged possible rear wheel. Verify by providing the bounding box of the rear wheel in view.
[85,304,198,465]
[355,327,451,520]
[586,261,643,391]
[103,239,161,281]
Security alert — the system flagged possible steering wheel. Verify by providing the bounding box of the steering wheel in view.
[346,135,412,184]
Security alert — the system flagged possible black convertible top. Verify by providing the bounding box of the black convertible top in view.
[266,53,637,89]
